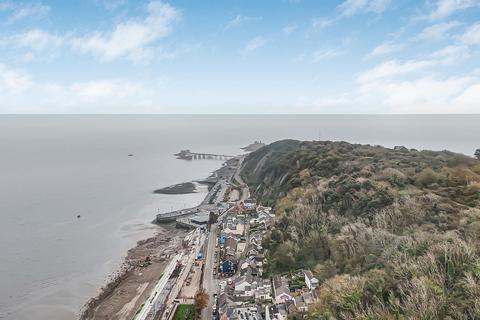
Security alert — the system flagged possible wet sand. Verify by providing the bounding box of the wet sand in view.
[79,227,187,320]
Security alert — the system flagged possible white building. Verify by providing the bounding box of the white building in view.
[303,270,319,289]
[273,275,293,304]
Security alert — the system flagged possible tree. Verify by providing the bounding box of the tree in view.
[193,288,208,318]
[475,149,480,160]
[209,211,218,224]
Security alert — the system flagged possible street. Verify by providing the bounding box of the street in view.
[201,222,219,319]
[233,156,249,201]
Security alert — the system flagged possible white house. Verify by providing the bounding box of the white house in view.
[234,275,253,299]
[273,275,293,304]
[303,270,319,289]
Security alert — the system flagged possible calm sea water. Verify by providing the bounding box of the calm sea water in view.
[0,115,478,319]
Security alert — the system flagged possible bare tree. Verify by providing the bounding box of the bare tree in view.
[193,288,209,318]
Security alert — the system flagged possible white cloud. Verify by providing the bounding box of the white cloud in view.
[10,29,64,51]
[71,79,142,99]
[357,59,436,83]
[225,14,262,30]
[424,0,480,20]
[6,3,50,24]
[416,21,462,41]
[366,41,403,58]
[245,36,266,52]
[311,47,346,62]
[453,82,480,108]
[311,17,334,30]
[292,71,480,113]
[0,28,66,62]
[351,38,480,113]
[282,24,297,35]
[0,1,188,64]
[458,21,480,45]
[431,44,471,63]
[70,1,180,63]
[0,63,32,94]
[338,0,391,16]
[364,76,475,113]
[0,62,152,112]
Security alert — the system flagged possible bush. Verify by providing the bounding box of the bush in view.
[447,168,480,187]
[472,164,480,175]
[464,183,480,196]
[415,168,439,187]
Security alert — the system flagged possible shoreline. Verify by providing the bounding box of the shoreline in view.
[79,158,237,320]
[79,225,186,320]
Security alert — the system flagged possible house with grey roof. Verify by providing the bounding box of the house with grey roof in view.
[272,275,293,304]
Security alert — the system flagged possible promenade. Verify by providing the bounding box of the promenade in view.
[156,179,229,223]
[133,230,204,320]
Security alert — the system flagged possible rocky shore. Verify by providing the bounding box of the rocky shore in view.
[79,226,186,320]
[153,182,197,194]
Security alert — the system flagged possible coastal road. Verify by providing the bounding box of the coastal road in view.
[202,222,219,319]
[233,156,249,201]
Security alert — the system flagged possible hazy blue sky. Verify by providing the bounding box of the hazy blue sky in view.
[0,0,479,113]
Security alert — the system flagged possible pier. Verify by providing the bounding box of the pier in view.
[156,207,202,223]
[175,149,234,160]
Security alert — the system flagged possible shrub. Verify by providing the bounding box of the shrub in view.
[447,168,480,187]
[464,183,480,196]
[415,168,439,187]
[472,164,480,175]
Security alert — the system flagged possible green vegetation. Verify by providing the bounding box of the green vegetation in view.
[174,304,194,320]
[288,274,306,291]
[242,140,480,319]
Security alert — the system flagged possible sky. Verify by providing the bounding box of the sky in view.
[0,0,479,114]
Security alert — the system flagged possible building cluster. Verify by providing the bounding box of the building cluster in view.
[213,201,320,320]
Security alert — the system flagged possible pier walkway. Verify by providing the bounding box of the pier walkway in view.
[175,150,234,160]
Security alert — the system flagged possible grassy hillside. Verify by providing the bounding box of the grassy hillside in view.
[242,140,480,319]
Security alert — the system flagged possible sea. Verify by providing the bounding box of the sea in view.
[0,115,478,319]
